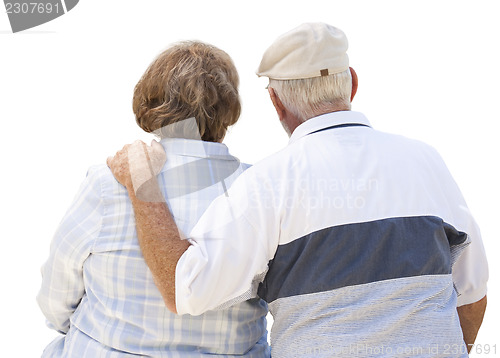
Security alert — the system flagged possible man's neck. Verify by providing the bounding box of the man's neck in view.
[288,107,351,136]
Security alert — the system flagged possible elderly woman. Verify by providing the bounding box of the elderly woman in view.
[37,41,269,357]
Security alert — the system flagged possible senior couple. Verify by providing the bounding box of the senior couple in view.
[38,23,488,357]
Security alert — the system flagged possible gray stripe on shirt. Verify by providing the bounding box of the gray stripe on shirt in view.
[268,274,467,358]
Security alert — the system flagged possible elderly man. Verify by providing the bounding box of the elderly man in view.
[108,23,488,357]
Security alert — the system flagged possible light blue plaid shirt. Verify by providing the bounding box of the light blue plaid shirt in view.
[37,138,269,357]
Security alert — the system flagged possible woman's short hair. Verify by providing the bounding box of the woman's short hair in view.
[269,69,352,122]
[133,41,241,142]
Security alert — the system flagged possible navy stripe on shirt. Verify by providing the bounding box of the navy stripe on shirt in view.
[258,215,467,303]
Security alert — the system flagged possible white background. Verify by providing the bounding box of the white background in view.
[1,0,498,356]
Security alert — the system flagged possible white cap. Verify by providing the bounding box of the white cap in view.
[256,22,349,80]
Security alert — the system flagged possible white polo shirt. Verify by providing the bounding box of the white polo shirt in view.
[176,111,488,358]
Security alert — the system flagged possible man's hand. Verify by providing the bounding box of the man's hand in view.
[107,140,166,199]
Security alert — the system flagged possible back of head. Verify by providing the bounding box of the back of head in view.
[133,41,241,142]
[257,23,352,122]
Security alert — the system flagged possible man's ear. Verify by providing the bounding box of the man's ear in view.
[268,87,286,121]
[349,67,358,102]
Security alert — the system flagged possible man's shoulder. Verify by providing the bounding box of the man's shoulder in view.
[371,128,444,160]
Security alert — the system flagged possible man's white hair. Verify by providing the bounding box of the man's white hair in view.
[269,69,352,122]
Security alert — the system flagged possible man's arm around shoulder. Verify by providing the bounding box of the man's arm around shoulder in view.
[107,140,189,313]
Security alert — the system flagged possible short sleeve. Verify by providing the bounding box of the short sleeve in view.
[452,206,488,306]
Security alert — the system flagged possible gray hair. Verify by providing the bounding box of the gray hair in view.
[268,69,352,122]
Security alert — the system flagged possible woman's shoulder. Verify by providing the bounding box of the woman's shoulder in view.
[84,163,128,197]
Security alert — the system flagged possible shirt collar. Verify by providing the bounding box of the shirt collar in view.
[288,111,372,145]
[159,138,232,160]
